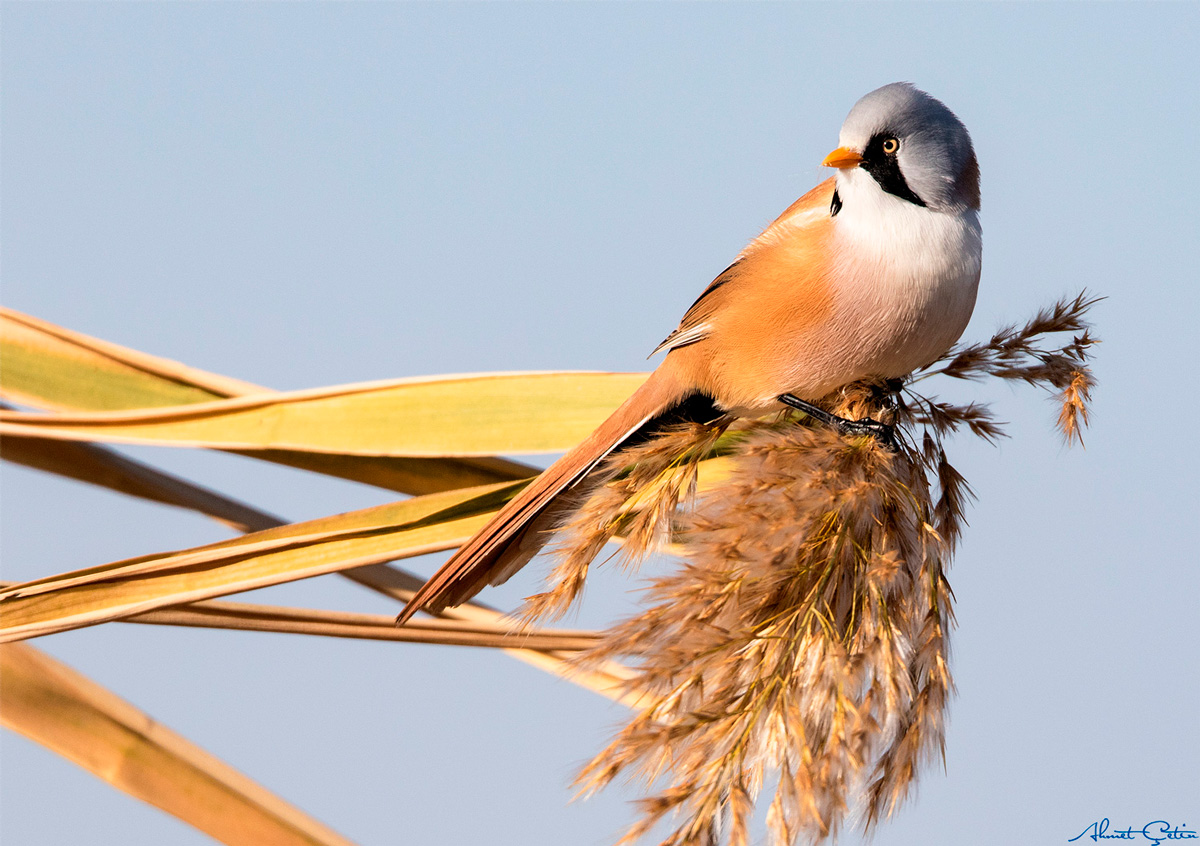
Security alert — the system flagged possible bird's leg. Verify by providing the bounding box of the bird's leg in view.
[778,393,898,452]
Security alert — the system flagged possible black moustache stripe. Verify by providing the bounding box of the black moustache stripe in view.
[861,133,927,208]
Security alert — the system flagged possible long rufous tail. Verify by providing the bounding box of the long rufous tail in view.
[396,364,705,624]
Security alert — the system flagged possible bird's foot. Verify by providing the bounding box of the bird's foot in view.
[835,416,898,452]
[778,393,899,453]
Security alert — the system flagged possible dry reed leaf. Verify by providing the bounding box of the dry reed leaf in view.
[0,442,629,696]
[0,419,733,656]
[0,307,259,410]
[1,307,538,495]
[1,437,633,703]
[0,370,649,458]
[345,564,641,705]
[0,642,359,846]
[0,469,664,695]
[0,479,527,641]
[0,430,284,533]
[517,293,1098,845]
[233,448,537,497]
[0,581,599,651]
[124,599,602,651]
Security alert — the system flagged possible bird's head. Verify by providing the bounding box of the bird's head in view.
[823,83,980,214]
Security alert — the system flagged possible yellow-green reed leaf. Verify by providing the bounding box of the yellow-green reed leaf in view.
[0,307,259,411]
[0,643,358,846]
[0,480,526,642]
[0,371,650,457]
[0,309,542,493]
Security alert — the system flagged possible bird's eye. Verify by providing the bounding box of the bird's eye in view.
[882,137,899,155]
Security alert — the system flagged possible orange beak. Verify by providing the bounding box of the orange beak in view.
[822,147,863,169]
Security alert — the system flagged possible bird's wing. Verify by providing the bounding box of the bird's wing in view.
[395,364,695,622]
[650,260,741,356]
[650,178,837,358]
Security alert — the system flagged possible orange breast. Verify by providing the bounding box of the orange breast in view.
[664,174,980,412]
[667,181,846,410]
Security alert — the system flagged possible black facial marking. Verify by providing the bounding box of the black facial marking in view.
[860,132,927,207]
[830,188,843,217]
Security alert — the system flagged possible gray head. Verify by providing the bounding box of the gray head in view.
[829,83,979,213]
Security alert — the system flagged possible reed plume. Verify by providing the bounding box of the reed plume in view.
[520,421,730,624]
[523,292,1098,845]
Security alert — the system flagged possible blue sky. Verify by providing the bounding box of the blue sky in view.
[2,4,1198,845]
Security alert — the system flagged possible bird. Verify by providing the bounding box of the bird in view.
[397,82,982,624]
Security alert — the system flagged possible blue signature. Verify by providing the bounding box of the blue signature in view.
[1069,819,1197,844]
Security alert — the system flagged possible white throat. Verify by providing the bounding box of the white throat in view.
[834,168,980,268]
[829,168,983,375]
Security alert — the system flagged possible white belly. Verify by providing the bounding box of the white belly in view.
[825,170,982,382]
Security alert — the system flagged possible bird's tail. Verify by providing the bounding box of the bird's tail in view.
[396,364,712,624]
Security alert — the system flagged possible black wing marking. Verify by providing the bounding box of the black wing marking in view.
[649,260,742,357]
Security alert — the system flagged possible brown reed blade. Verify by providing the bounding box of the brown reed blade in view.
[124,599,602,651]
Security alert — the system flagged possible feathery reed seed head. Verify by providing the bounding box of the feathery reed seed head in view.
[525,293,1098,845]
